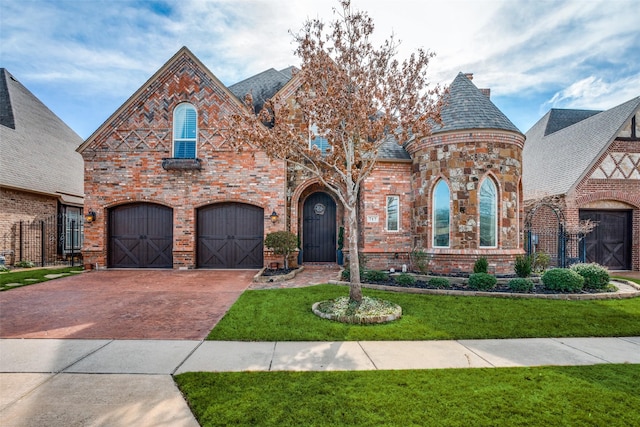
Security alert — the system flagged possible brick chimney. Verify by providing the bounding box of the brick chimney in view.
[464,73,473,80]
[480,88,491,98]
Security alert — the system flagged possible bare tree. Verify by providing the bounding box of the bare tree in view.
[226,0,443,302]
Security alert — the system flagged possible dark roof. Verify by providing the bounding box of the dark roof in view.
[0,69,16,129]
[229,67,295,113]
[378,136,410,160]
[433,72,521,134]
[544,108,601,136]
[0,68,84,204]
[523,96,640,198]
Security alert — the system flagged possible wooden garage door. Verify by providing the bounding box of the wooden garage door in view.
[109,203,173,268]
[579,210,632,270]
[197,203,264,269]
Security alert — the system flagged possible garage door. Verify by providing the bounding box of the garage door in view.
[579,210,632,270]
[108,203,173,268]
[197,203,264,268]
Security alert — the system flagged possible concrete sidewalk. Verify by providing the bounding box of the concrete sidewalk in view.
[1,337,639,426]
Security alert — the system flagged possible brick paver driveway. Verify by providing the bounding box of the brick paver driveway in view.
[0,270,256,340]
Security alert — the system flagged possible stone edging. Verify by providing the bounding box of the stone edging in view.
[253,266,305,283]
[327,279,640,300]
[311,300,402,324]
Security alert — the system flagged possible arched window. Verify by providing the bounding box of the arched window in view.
[173,103,197,158]
[432,180,450,247]
[479,178,498,247]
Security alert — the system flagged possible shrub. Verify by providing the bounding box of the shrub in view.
[341,266,364,282]
[514,255,532,278]
[0,265,9,272]
[394,273,416,287]
[468,273,497,290]
[411,249,430,274]
[508,278,534,293]
[14,260,35,268]
[473,257,489,274]
[570,263,610,290]
[541,268,584,293]
[428,277,450,288]
[265,231,298,269]
[364,270,389,282]
[532,251,550,273]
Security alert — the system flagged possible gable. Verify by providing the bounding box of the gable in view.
[79,47,250,154]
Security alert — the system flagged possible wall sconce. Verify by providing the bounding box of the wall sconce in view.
[270,210,279,223]
[85,210,96,223]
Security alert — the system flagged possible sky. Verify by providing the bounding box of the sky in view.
[1,0,639,140]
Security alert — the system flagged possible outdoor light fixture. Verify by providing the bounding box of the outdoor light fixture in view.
[85,210,96,223]
[270,210,279,223]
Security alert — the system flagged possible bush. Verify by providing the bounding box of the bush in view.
[468,273,497,290]
[473,257,489,274]
[411,249,430,274]
[532,251,550,273]
[508,278,535,293]
[570,263,610,290]
[265,231,298,269]
[428,277,450,288]
[541,268,584,293]
[0,265,9,272]
[514,255,532,278]
[14,260,35,268]
[394,273,416,287]
[364,270,389,282]
[341,267,364,282]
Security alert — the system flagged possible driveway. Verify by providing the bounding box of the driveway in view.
[0,270,256,340]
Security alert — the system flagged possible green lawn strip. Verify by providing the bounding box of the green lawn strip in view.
[207,284,640,341]
[175,364,640,427]
[0,267,83,290]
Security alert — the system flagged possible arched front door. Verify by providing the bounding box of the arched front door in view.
[303,192,336,262]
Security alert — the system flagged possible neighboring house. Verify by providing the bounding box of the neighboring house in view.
[523,97,640,271]
[78,47,525,274]
[0,68,85,266]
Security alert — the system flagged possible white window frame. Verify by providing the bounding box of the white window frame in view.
[386,195,400,232]
[309,123,331,155]
[173,103,197,158]
[432,180,450,248]
[479,178,498,248]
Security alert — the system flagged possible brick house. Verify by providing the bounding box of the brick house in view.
[523,97,640,271]
[78,47,525,274]
[0,68,85,266]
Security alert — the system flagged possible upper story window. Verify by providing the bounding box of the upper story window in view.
[173,103,197,158]
[432,179,450,247]
[479,178,498,247]
[386,195,399,231]
[309,123,331,155]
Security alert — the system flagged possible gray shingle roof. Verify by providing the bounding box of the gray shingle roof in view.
[523,96,640,199]
[229,67,295,113]
[0,69,84,204]
[544,108,602,136]
[433,72,521,134]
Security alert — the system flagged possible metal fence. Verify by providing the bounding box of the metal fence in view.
[525,225,586,268]
[0,213,83,267]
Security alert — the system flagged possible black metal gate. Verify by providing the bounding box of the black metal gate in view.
[525,203,585,268]
[0,212,83,267]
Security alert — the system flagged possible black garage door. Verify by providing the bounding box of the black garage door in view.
[109,203,173,268]
[580,210,632,270]
[197,203,264,268]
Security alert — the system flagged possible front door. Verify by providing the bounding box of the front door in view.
[303,192,336,262]
[579,210,632,270]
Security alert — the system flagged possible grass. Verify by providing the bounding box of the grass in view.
[0,266,83,290]
[207,284,640,341]
[613,276,640,285]
[175,364,640,426]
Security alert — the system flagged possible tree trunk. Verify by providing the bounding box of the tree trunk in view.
[346,204,362,302]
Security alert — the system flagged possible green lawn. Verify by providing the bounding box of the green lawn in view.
[207,284,640,341]
[175,364,640,427]
[0,267,83,290]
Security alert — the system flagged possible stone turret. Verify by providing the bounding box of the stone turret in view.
[406,73,525,275]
